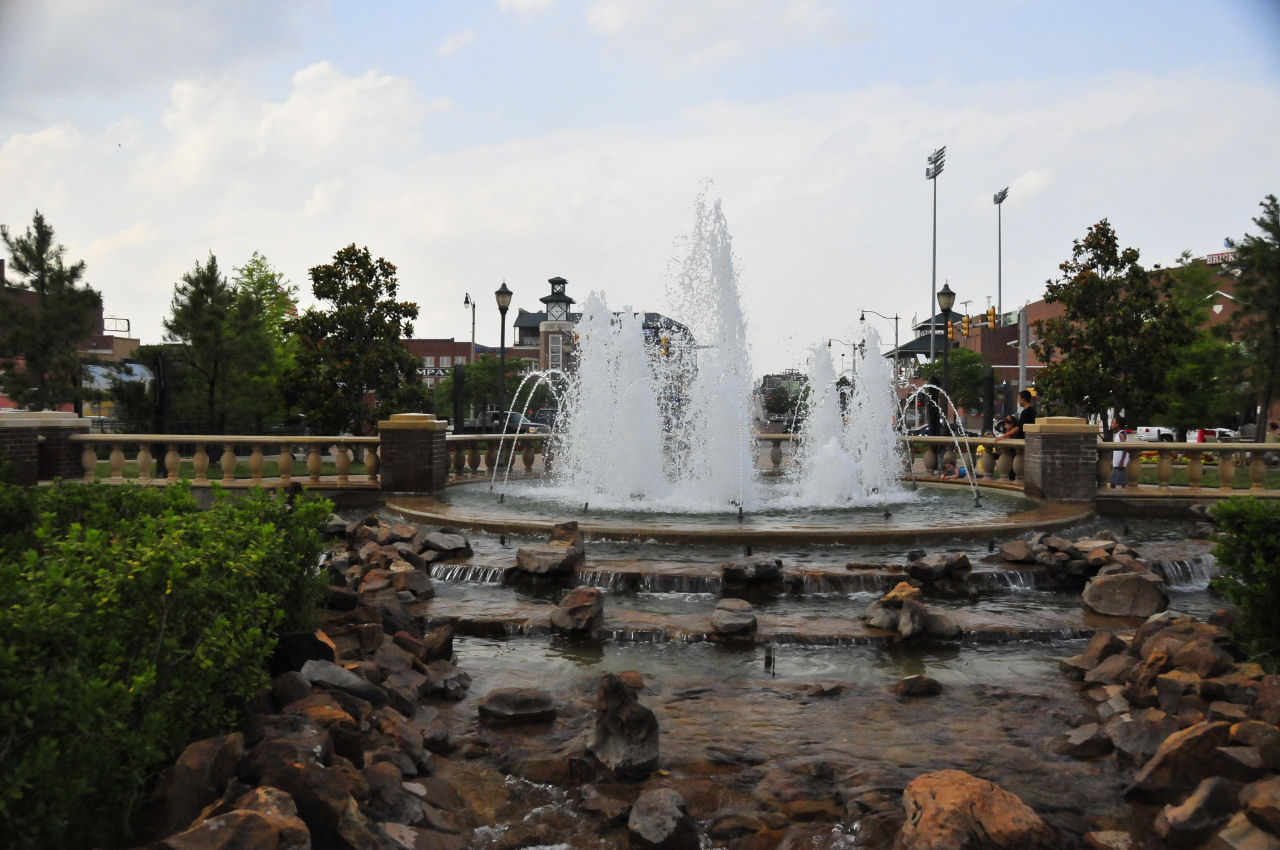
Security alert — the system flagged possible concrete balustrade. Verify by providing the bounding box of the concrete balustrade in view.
[445,433,548,478]
[1096,440,1277,494]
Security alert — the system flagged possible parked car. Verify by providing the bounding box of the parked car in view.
[483,411,551,435]
[531,408,559,428]
[1135,426,1175,442]
[1193,427,1237,443]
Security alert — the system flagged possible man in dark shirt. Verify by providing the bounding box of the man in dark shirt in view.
[993,390,1036,480]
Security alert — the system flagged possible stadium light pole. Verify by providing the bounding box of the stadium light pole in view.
[925,146,946,361]
[994,187,1009,317]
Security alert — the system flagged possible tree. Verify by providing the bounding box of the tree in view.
[163,254,278,433]
[918,348,985,413]
[283,245,428,434]
[431,354,545,422]
[763,385,793,418]
[0,211,102,411]
[1228,194,1280,428]
[1030,220,1197,429]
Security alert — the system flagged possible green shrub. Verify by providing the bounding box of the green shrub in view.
[1211,496,1280,671]
[0,482,331,848]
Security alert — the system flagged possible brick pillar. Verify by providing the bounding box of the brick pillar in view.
[1023,416,1099,502]
[0,412,89,485]
[377,413,450,493]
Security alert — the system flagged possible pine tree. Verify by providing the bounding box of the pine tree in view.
[1228,195,1280,429]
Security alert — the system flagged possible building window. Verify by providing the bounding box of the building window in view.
[424,356,435,367]
[549,334,562,369]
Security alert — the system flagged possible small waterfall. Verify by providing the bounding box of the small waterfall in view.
[796,573,900,594]
[639,574,722,594]
[968,568,1056,591]
[1152,554,1218,590]
[430,564,511,584]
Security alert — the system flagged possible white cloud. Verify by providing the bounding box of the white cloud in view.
[499,0,557,13]
[437,30,476,57]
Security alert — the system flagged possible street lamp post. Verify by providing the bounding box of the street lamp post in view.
[859,309,900,381]
[462,293,476,366]
[937,282,956,423]
[494,282,512,415]
[925,145,946,361]
[994,187,1009,317]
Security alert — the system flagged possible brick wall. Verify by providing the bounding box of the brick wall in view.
[378,414,449,493]
[1024,431,1098,502]
[38,422,90,481]
[0,426,39,485]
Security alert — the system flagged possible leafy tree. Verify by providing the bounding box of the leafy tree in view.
[1211,496,1280,671]
[163,254,278,433]
[918,347,985,413]
[431,354,546,422]
[0,211,102,411]
[763,385,793,417]
[1228,194,1280,428]
[1031,220,1197,428]
[283,245,429,434]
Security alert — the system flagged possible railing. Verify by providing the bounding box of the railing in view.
[68,434,380,487]
[446,433,550,478]
[1097,441,1280,493]
[753,432,1026,481]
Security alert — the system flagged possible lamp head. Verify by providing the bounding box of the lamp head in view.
[937,282,956,313]
[494,281,512,312]
[994,187,1009,205]
[463,293,473,308]
[859,311,866,322]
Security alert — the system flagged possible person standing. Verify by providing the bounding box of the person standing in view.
[1110,419,1130,488]
[993,390,1037,481]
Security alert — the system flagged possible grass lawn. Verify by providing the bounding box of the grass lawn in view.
[1136,463,1280,490]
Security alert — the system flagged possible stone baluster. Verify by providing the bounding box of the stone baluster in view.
[165,444,181,481]
[941,446,956,467]
[1125,453,1141,490]
[484,443,496,474]
[365,445,379,482]
[981,445,996,479]
[1251,449,1266,490]
[468,443,481,474]
[1157,449,1173,489]
[1097,447,1112,488]
[1219,450,1235,492]
[1011,447,1024,482]
[248,445,264,482]
[221,444,237,484]
[108,442,126,481]
[137,445,154,483]
[278,444,293,484]
[81,443,98,482]
[770,438,783,470]
[523,442,535,473]
[453,443,466,476]
[1187,449,1203,490]
[336,444,351,485]
[192,442,210,484]
[307,446,323,483]
[997,447,1014,481]
[922,443,938,474]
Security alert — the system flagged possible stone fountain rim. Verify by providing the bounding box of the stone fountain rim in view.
[384,482,1093,546]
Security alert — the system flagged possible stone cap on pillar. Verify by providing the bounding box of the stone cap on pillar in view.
[1022,416,1098,435]
[0,411,87,428]
[378,412,450,431]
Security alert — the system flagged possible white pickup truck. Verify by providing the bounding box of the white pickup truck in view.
[1134,426,1175,442]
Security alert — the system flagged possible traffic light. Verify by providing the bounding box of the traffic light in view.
[986,306,996,328]
[946,321,954,341]
[961,315,970,336]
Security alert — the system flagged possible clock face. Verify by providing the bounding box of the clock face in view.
[549,304,566,320]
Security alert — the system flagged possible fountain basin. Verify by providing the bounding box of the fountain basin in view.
[387,480,1092,545]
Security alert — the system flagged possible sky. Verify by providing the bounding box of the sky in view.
[2,0,1279,376]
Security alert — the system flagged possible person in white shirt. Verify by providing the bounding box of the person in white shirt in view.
[1110,419,1130,488]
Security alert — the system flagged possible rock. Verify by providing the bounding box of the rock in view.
[1232,721,1280,770]
[1157,669,1204,714]
[894,769,1057,850]
[1154,776,1242,846]
[710,598,757,636]
[1000,540,1036,563]
[923,609,960,640]
[1173,638,1237,679]
[1060,632,1128,678]
[1054,722,1113,759]
[325,585,359,611]
[864,599,899,631]
[721,557,783,584]
[882,581,923,605]
[550,586,605,634]
[1084,831,1135,850]
[580,785,631,825]
[301,659,388,708]
[1191,522,1218,539]
[707,812,764,839]
[273,671,314,709]
[1082,572,1169,618]
[154,809,311,850]
[628,788,698,850]
[906,554,950,582]
[1108,708,1180,765]
[896,599,927,640]
[895,675,942,697]
[391,569,434,600]
[1208,811,1280,850]
[418,625,455,664]
[422,660,471,700]
[1255,676,1280,725]
[588,673,660,779]
[147,733,245,840]
[256,760,385,850]
[1241,775,1280,835]
[269,630,340,679]
[382,669,430,717]
[514,521,585,575]
[478,687,557,726]
[239,715,334,782]
[1126,721,1233,802]
[1084,653,1137,685]
[1214,746,1268,783]
[416,530,472,558]
[375,597,419,637]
